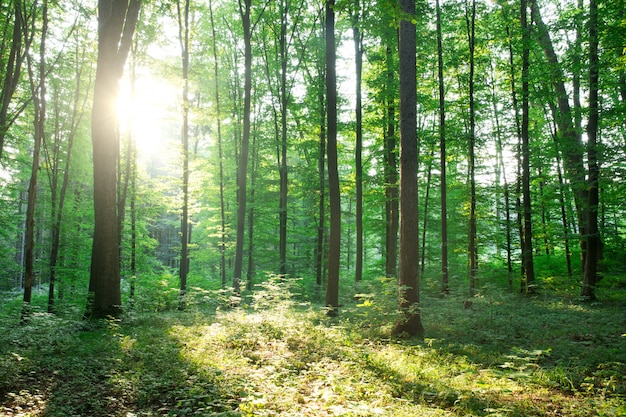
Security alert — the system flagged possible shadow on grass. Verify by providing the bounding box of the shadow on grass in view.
[1,309,244,416]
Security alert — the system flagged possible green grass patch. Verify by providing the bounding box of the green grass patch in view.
[1,278,625,416]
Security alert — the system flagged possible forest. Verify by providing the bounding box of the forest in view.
[1,0,625,415]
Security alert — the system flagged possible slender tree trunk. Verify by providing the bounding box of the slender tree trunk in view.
[234,0,253,294]
[278,0,289,277]
[208,0,227,289]
[316,62,326,287]
[246,114,259,291]
[544,103,574,277]
[325,0,340,316]
[489,65,513,282]
[177,0,190,309]
[393,0,424,337]
[521,0,536,292]
[384,41,398,279]
[22,1,48,321]
[47,40,89,313]
[466,0,478,296]
[504,22,526,285]
[352,9,364,283]
[87,0,141,319]
[436,0,448,294]
[420,147,434,274]
[531,0,588,277]
[582,0,600,300]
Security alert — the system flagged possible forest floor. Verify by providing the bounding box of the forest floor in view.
[1,278,625,416]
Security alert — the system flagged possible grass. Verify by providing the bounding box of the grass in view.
[1,276,625,416]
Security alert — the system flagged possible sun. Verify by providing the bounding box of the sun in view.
[116,73,180,159]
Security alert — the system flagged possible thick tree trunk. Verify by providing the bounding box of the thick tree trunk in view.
[87,0,141,319]
[325,0,340,316]
[393,0,424,337]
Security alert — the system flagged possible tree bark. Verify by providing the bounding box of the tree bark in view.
[325,0,340,316]
[393,0,424,337]
[352,5,364,283]
[22,1,48,321]
[87,0,141,319]
[582,0,600,300]
[208,0,227,289]
[521,0,536,292]
[435,0,448,294]
[466,0,478,296]
[177,0,190,309]
[383,40,398,279]
[531,0,588,274]
[233,0,253,294]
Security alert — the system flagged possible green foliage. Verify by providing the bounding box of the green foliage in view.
[2,279,624,416]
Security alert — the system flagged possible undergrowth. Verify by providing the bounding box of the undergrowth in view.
[1,276,625,416]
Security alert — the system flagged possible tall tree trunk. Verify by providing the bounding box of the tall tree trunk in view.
[246,112,260,290]
[531,0,588,276]
[209,0,227,289]
[234,0,253,294]
[47,38,90,313]
[521,0,536,292]
[545,102,574,277]
[384,41,398,279]
[504,22,526,286]
[582,0,600,300]
[278,0,289,277]
[316,59,326,287]
[177,0,190,309]
[466,0,478,296]
[393,0,424,337]
[352,8,364,283]
[489,64,513,283]
[22,1,48,321]
[436,0,448,294]
[325,0,340,316]
[87,0,141,319]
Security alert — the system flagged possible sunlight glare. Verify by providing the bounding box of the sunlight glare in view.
[117,74,179,160]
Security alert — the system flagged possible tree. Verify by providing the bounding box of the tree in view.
[325,0,340,316]
[435,0,448,294]
[520,0,535,292]
[465,0,478,296]
[232,0,254,294]
[350,0,364,283]
[208,0,227,289]
[46,24,92,313]
[393,0,424,337]
[87,0,141,319]
[177,0,190,309]
[22,0,48,321]
[582,0,600,299]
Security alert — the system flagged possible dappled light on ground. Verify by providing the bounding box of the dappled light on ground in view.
[1,283,625,416]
